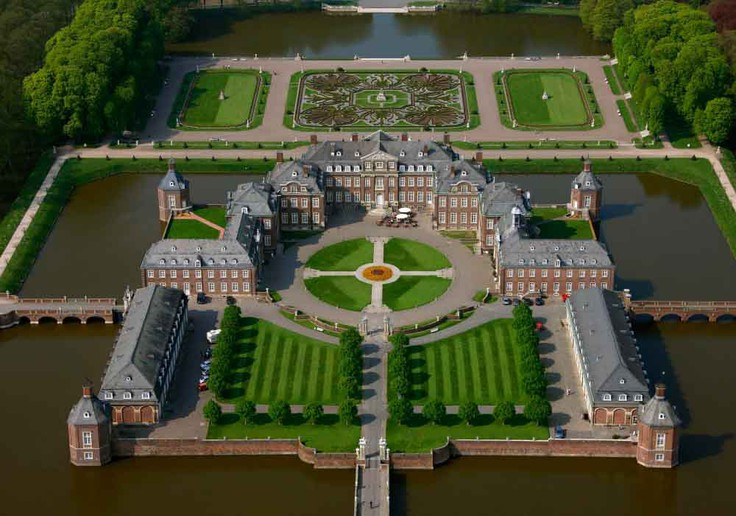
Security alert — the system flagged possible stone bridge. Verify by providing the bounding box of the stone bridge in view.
[628,300,736,323]
[0,293,118,328]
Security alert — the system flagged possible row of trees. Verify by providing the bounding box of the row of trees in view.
[613,1,735,144]
[512,303,552,426]
[203,398,359,426]
[338,328,364,401]
[207,305,241,397]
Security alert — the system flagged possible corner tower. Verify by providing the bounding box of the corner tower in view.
[636,384,681,468]
[67,384,112,466]
[157,158,191,222]
[570,159,602,221]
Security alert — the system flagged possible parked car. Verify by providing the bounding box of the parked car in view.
[203,347,212,359]
[554,425,566,439]
[206,329,221,343]
[196,292,208,305]
[534,297,545,306]
[512,298,521,306]
[200,363,211,373]
[198,380,208,392]
[523,297,534,306]
[502,297,512,306]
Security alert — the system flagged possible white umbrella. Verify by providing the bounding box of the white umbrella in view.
[398,207,412,214]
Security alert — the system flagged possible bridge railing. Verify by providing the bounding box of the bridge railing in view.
[16,297,116,305]
[630,300,736,310]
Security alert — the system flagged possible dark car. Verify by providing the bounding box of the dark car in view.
[196,292,207,305]
[554,425,566,439]
[502,297,512,306]
[535,297,545,306]
[523,298,533,306]
[512,298,521,306]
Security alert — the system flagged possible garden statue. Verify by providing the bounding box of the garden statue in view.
[542,91,549,100]
[219,90,225,101]
[376,90,387,102]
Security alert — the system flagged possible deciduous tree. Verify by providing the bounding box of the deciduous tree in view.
[303,402,324,425]
[388,398,413,425]
[269,400,291,425]
[235,400,257,425]
[203,400,222,424]
[493,401,515,425]
[458,401,480,426]
[423,399,446,425]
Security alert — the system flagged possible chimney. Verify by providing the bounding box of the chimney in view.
[450,165,456,176]
[401,133,408,142]
[310,134,318,145]
[475,151,483,163]
[82,385,93,398]
[167,158,176,172]
[655,383,666,399]
[302,164,310,177]
[443,133,450,145]
[351,133,359,142]
[423,144,429,155]
[583,159,592,173]
[276,152,284,163]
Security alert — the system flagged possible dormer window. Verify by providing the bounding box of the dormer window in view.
[555,259,561,267]
[196,246,202,252]
[619,394,628,401]
[592,259,597,265]
[171,259,177,265]
[658,412,666,420]
[620,378,626,385]
[183,259,190,265]
[355,151,360,157]
[579,245,585,251]
[418,151,424,158]
[461,170,467,176]
[169,181,175,187]
[208,258,215,265]
[634,394,643,402]
[104,391,113,400]
[195,260,201,267]
[585,181,591,187]
[125,376,132,382]
[542,259,548,265]
[170,246,177,252]
[603,393,611,401]
[83,411,91,419]
[231,259,238,265]
[123,392,132,400]
[221,246,227,252]
[519,259,524,265]
[241,207,249,214]
[400,150,406,157]
[554,246,560,251]
[427,165,433,172]
[141,392,151,400]
[336,150,342,157]
[220,259,226,265]
[292,171,298,177]
[159,259,165,265]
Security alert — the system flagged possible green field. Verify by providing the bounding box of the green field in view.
[306,238,374,270]
[208,413,360,452]
[219,318,341,405]
[602,65,622,95]
[506,71,588,127]
[165,219,220,239]
[529,207,595,240]
[405,319,527,404]
[387,414,549,452]
[383,276,451,311]
[383,238,451,270]
[182,71,259,127]
[304,276,373,311]
[193,206,227,228]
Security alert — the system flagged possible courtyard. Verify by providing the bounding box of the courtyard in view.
[169,69,269,130]
[287,70,477,130]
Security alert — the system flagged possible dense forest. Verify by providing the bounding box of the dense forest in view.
[614,0,735,143]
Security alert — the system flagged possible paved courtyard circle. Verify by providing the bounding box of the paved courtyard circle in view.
[303,237,454,312]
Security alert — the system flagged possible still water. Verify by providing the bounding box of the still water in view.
[22,172,736,300]
[167,11,611,58]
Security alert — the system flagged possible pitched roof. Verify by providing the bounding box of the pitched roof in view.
[68,390,109,426]
[267,160,322,193]
[499,233,613,268]
[481,181,530,218]
[639,386,681,427]
[141,238,254,269]
[100,286,186,400]
[566,288,649,406]
[159,159,189,192]
[227,181,275,217]
[572,161,602,191]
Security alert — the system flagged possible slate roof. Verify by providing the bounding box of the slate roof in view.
[435,160,489,194]
[68,389,109,426]
[499,231,613,268]
[159,159,189,192]
[227,181,275,217]
[100,286,186,401]
[572,161,602,191]
[639,390,681,427]
[141,238,255,269]
[481,181,530,218]
[267,160,323,193]
[566,288,649,406]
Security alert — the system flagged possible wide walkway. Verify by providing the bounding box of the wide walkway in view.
[143,56,635,144]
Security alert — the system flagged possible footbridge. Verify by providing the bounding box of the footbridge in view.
[0,293,118,328]
[628,300,736,323]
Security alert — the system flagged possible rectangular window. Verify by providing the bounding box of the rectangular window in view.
[602,282,608,289]
[195,270,202,279]
[399,177,406,187]
[345,178,352,187]
[427,192,433,203]
[408,191,414,202]
[461,213,467,224]
[461,198,468,208]
[291,212,298,224]
[232,282,239,292]
[471,198,478,208]
[579,282,585,289]
[196,282,203,292]
[170,270,177,279]
[301,198,308,208]
[184,282,190,294]
[365,192,371,203]
[159,270,166,279]
[518,270,525,278]
[553,282,560,292]
[82,431,92,448]
[168,195,176,209]
[579,270,586,278]
[554,270,561,278]
[336,192,343,202]
[84,451,94,461]
[345,192,352,203]
[450,212,457,224]
[566,282,573,292]
[541,283,548,292]
[506,282,513,292]
[439,212,446,224]
[584,195,592,208]
[389,192,395,202]
[506,270,514,278]
[602,270,609,278]
[417,191,424,203]
[542,270,548,278]
[208,282,215,292]
[301,212,309,224]
[485,235,492,245]
[399,192,405,202]
[244,282,251,292]
[221,283,227,292]
[566,270,573,278]
[439,197,446,208]
[471,213,477,224]
[264,235,272,246]
[408,178,415,187]
[450,198,458,208]
[389,177,395,187]
[313,197,320,208]
[182,270,189,279]
[417,177,424,187]
[281,212,288,223]
[170,282,178,290]
[656,433,666,448]
[147,270,154,278]
[529,282,536,291]
[655,453,665,462]
[220,270,227,279]
[517,282,524,292]
[529,269,536,278]
[591,270,597,278]
[376,177,384,188]
[231,270,238,279]
[243,269,250,278]
[365,177,371,187]
[313,213,320,224]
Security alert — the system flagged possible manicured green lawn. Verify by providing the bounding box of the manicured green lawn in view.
[383,238,451,270]
[602,65,621,95]
[406,319,527,404]
[387,414,549,452]
[383,276,451,311]
[208,413,360,452]
[166,219,220,239]
[194,206,227,228]
[506,71,588,127]
[306,238,374,270]
[304,276,372,311]
[529,207,594,240]
[616,99,638,132]
[183,71,259,127]
[219,318,341,405]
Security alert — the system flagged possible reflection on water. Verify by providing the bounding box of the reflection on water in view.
[167,11,611,58]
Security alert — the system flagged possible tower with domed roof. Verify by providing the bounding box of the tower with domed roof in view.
[569,159,603,221]
[157,158,191,222]
[636,383,681,468]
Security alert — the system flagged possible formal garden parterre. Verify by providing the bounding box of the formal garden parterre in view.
[494,68,604,131]
[286,70,479,131]
[168,69,270,130]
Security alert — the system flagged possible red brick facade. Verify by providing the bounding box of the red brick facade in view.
[498,265,614,297]
[141,265,257,297]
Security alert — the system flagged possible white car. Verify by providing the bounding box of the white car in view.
[206,329,221,344]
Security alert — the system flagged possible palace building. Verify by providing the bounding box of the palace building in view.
[565,287,649,426]
[99,285,188,425]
